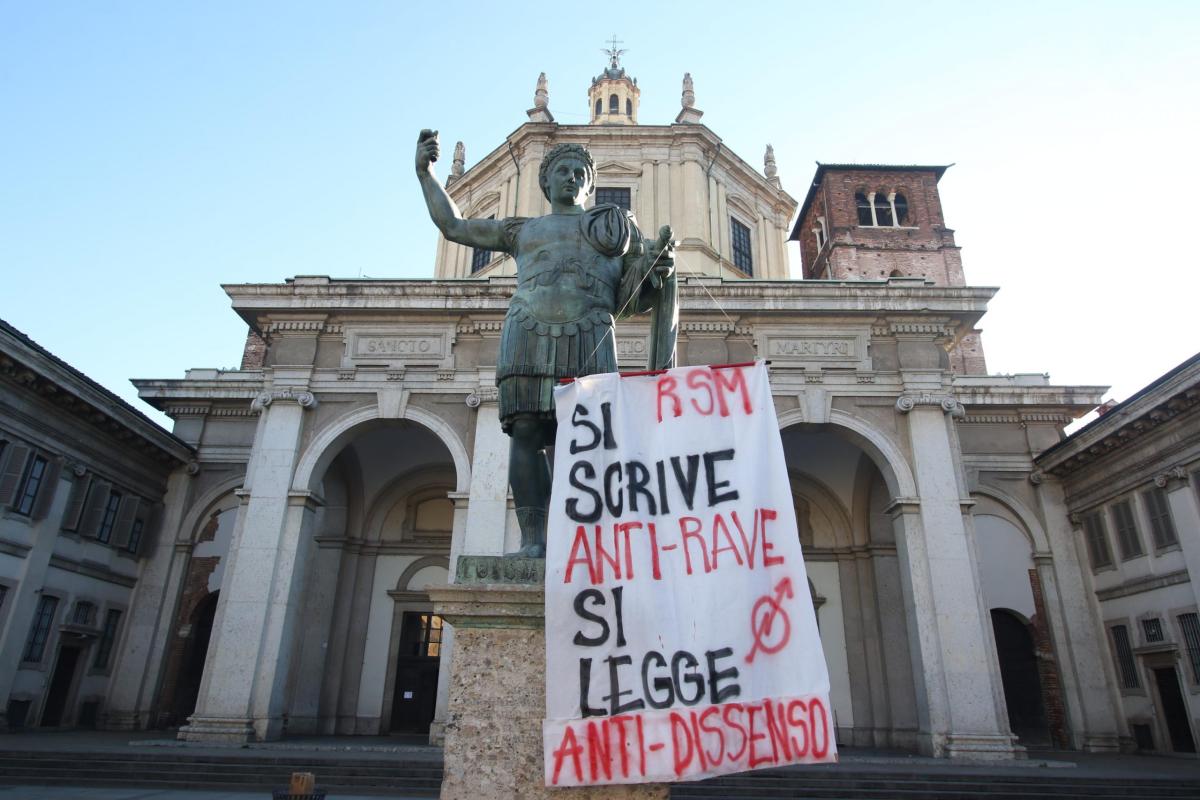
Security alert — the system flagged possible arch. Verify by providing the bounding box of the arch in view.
[625,98,632,116]
[362,465,458,545]
[467,192,501,218]
[725,192,757,222]
[292,404,471,496]
[176,475,245,547]
[788,472,853,549]
[776,407,917,500]
[608,93,619,113]
[971,485,1050,554]
[395,555,450,593]
[594,99,602,117]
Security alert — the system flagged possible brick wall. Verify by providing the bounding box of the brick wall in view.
[1028,568,1070,748]
[240,329,267,369]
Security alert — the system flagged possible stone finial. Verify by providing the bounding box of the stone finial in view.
[764,144,781,188]
[445,141,465,187]
[534,72,549,109]
[526,72,555,122]
[675,72,704,124]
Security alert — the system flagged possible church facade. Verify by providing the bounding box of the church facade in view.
[5,54,1195,760]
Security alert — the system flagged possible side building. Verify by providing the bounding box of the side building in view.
[0,320,190,730]
[1036,353,1200,754]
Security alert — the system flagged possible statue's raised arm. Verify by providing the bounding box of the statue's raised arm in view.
[415,129,508,252]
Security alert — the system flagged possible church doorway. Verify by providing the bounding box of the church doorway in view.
[1152,666,1196,753]
[388,612,442,733]
[990,609,1049,745]
[40,645,83,727]
[173,591,219,724]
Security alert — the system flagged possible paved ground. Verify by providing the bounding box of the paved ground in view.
[0,729,1196,797]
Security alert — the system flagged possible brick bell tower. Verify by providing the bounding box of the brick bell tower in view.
[789,163,987,374]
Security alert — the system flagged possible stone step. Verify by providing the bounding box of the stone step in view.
[672,774,1200,800]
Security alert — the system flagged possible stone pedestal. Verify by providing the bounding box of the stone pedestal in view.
[430,557,668,800]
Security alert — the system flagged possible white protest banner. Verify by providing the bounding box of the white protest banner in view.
[543,361,836,787]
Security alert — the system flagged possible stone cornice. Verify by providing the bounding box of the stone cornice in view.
[1037,359,1200,477]
[0,325,193,466]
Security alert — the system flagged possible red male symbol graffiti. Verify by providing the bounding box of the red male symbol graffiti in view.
[744,576,794,664]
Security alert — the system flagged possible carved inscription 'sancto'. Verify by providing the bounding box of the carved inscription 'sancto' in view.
[359,337,441,356]
[617,337,647,357]
[770,338,854,359]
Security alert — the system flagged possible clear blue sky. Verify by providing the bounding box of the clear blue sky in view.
[2,2,1197,429]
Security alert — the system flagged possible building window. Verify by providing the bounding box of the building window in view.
[96,490,122,544]
[93,609,122,671]
[1179,613,1200,683]
[595,187,631,210]
[894,193,909,225]
[1111,500,1143,560]
[856,190,912,227]
[22,595,58,663]
[400,612,443,658]
[625,98,632,116]
[1110,624,1140,689]
[71,600,96,627]
[14,454,48,517]
[730,217,753,275]
[609,93,619,114]
[595,99,602,117]
[1143,486,1179,549]
[1082,512,1113,569]
[127,518,145,554]
[1142,617,1164,643]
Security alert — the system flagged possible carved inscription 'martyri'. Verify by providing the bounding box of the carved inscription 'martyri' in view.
[770,338,854,358]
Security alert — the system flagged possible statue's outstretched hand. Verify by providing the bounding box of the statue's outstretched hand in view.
[416,129,440,174]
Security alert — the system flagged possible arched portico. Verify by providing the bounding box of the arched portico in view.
[777,407,1017,758]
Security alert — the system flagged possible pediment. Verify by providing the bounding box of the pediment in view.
[595,160,643,177]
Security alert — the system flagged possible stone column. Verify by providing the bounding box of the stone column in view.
[1162,468,1200,613]
[892,394,1018,758]
[105,469,193,730]
[456,389,509,562]
[431,563,666,800]
[0,463,71,728]
[179,387,317,742]
[1028,474,1122,751]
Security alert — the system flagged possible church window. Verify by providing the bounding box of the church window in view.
[93,609,122,670]
[471,214,496,273]
[1082,511,1112,569]
[595,187,631,210]
[595,99,602,117]
[730,217,753,275]
[609,94,619,114]
[1143,486,1178,549]
[894,193,909,225]
[1110,499,1143,560]
[873,193,893,226]
[22,595,58,663]
[855,193,873,226]
[625,98,632,116]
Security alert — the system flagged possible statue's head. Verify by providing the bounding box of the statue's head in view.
[538,143,595,205]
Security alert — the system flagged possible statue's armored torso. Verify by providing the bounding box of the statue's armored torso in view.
[495,205,634,429]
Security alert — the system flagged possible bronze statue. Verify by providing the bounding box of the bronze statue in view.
[416,130,677,557]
